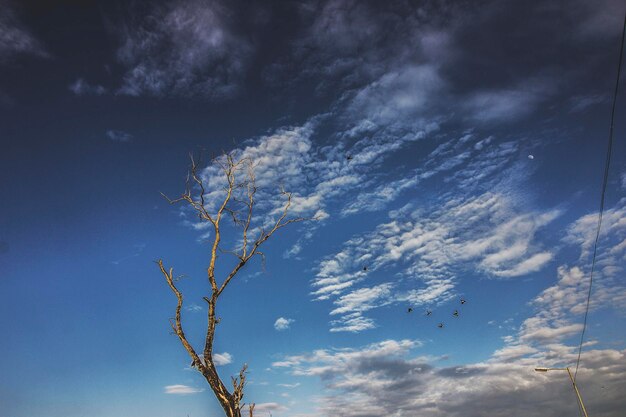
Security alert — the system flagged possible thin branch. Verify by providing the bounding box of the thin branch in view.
[157,260,205,373]
[216,190,306,297]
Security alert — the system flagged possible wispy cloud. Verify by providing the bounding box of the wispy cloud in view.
[110,243,145,265]
[106,130,133,143]
[184,303,203,312]
[494,199,626,351]
[314,189,560,331]
[69,78,106,96]
[163,384,204,395]
[267,0,458,96]
[114,0,252,99]
[0,1,48,61]
[462,79,553,124]
[277,382,300,388]
[249,402,288,413]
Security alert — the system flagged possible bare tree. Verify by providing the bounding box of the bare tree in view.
[157,153,305,417]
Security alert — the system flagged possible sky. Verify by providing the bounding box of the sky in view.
[1,0,626,416]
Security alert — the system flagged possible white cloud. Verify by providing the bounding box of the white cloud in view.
[274,317,294,331]
[250,402,288,413]
[277,382,300,388]
[329,314,376,333]
[313,189,560,331]
[184,303,203,312]
[330,284,393,316]
[163,384,204,395]
[213,352,233,366]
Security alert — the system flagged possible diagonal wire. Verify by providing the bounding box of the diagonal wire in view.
[573,10,626,382]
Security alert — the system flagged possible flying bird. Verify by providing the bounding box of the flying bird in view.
[347,155,353,161]
[407,307,413,313]
[438,322,444,328]
[426,310,432,316]
[363,266,368,272]
[453,310,459,317]
[460,298,466,304]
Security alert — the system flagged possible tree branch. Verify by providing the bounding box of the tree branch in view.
[157,260,205,373]
[158,152,310,417]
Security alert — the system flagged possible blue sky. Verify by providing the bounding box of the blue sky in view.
[1,1,626,416]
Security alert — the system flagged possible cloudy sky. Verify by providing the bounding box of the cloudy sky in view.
[1,1,626,416]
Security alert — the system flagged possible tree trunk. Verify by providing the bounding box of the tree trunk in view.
[202,368,243,417]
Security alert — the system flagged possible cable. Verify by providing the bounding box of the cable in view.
[573,10,626,382]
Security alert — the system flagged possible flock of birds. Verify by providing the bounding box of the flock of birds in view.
[360,265,467,330]
[407,297,467,329]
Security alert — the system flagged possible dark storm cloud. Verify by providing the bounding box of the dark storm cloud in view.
[113,0,254,99]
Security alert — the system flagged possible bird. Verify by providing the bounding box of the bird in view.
[460,298,467,304]
[426,310,432,316]
[407,307,413,313]
[437,322,444,328]
[453,310,459,317]
[362,266,368,272]
[346,155,353,161]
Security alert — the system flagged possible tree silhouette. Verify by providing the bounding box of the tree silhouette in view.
[158,153,305,417]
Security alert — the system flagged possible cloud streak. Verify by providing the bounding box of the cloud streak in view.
[163,384,204,395]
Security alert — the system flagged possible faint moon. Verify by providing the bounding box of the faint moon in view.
[528,154,534,160]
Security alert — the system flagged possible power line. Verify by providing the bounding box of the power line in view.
[573,10,626,382]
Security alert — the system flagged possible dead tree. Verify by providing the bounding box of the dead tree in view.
[157,154,304,417]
